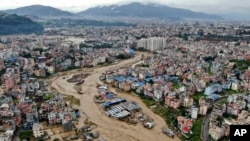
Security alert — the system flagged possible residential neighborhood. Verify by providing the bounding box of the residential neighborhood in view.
[0,21,250,141]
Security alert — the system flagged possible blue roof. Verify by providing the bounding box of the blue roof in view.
[137,82,144,87]
[129,49,135,54]
[103,98,126,107]
[208,94,220,100]
[145,77,154,82]
[75,112,81,117]
[106,94,115,99]
[114,76,126,82]
[127,76,137,82]
[7,57,16,62]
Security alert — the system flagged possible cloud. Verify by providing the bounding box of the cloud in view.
[167,0,250,14]
[0,0,249,16]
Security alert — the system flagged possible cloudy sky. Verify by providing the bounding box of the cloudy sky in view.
[0,0,249,16]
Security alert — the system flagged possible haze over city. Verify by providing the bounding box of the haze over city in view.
[1,0,250,20]
[1,0,250,140]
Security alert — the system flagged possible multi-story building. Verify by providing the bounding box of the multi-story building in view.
[209,123,226,141]
[32,123,44,138]
[137,37,166,51]
[165,95,181,109]
[177,116,193,134]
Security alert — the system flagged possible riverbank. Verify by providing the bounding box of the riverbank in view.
[51,52,180,141]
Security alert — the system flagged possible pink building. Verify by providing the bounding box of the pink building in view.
[4,78,14,91]
[165,95,181,109]
[177,116,193,134]
[227,103,240,116]
[199,104,209,115]
[0,60,5,71]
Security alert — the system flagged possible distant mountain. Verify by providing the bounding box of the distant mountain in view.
[78,2,223,20]
[3,5,74,18]
[0,13,44,35]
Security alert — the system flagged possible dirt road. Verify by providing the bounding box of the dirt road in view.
[52,53,180,141]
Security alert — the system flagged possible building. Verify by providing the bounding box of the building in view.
[182,96,194,107]
[137,37,166,51]
[32,123,44,138]
[204,84,222,95]
[209,124,225,141]
[62,114,73,132]
[191,107,199,119]
[0,130,14,141]
[48,112,57,125]
[41,37,60,47]
[177,116,193,134]
[0,60,5,71]
[231,82,240,91]
[199,104,209,115]
[165,95,181,109]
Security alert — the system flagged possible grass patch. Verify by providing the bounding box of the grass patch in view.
[141,97,156,107]
[64,95,80,106]
[173,83,180,90]
[139,93,182,124]
[152,103,168,117]
[190,116,205,141]
[217,99,227,104]
[192,92,206,105]
[14,99,19,104]
[230,59,250,70]
[225,90,239,95]
[43,93,54,101]
[19,131,33,140]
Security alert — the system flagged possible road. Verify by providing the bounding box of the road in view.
[201,97,228,141]
[51,52,180,141]
[201,112,211,141]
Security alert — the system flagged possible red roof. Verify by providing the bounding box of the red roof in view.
[245,70,250,78]
[182,126,190,133]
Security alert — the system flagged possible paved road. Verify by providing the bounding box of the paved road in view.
[201,97,228,141]
[201,112,212,141]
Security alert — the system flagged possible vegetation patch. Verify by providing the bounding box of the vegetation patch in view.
[43,93,54,101]
[64,95,80,106]
[192,92,206,105]
[19,131,33,140]
[230,59,250,70]
[190,116,204,141]
[225,89,240,95]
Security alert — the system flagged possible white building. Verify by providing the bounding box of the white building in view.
[191,107,198,119]
[231,82,239,91]
[137,37,166,51]
[0,49,19,60]
[32,123,44,138]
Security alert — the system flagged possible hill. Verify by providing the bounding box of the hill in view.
[0,13,44,35]
[78,2,222,20]
[3,5,74,18]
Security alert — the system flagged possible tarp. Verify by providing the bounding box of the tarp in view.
[99,86,108,89]
[114,76,126,82]
[137,82,144,87]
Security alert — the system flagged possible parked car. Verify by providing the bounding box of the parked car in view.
[143,121,154,129]
[81,126,92,132]
[83,133,93,141]
[162,127,174,138]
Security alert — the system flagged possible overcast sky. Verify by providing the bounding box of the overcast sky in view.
[1,0,249,15]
